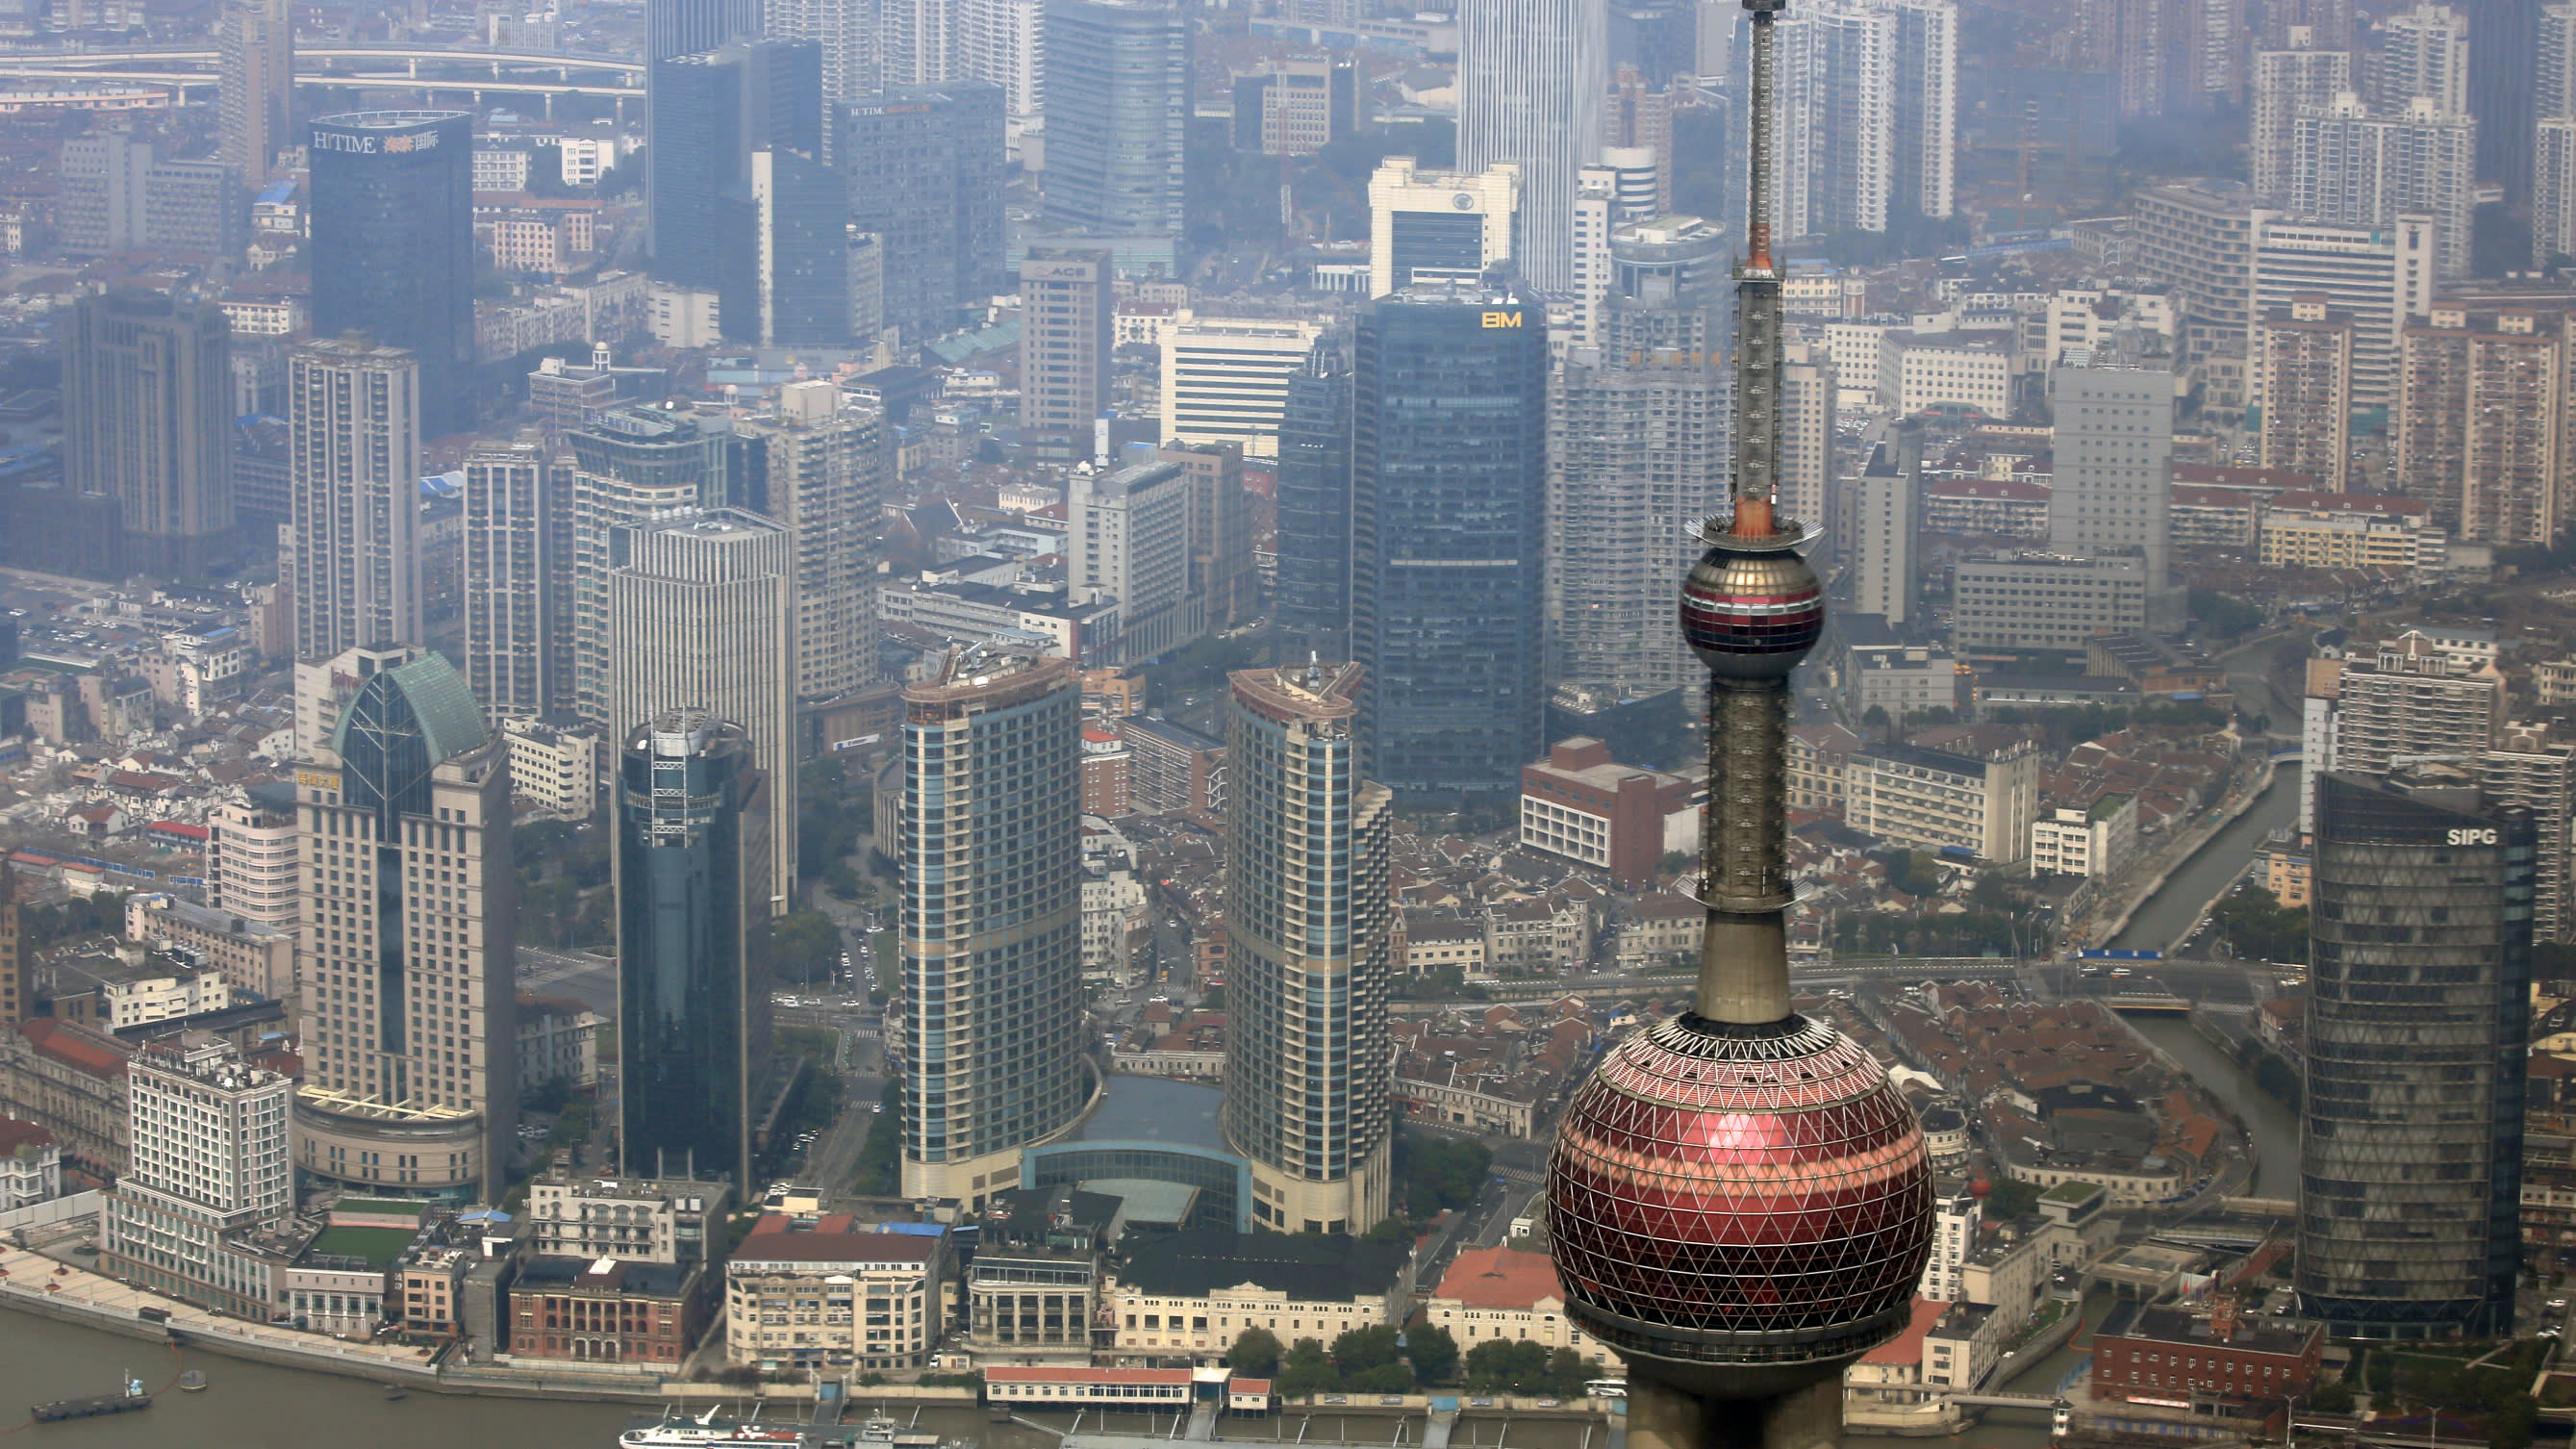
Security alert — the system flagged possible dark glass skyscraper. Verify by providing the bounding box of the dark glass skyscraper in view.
[307,111,473,434]
[63,290,236,577]
[727,146,849,346]
[1351,288,1549,799]
[616,713,770,1187]
[2299,769,2534,1338]
[650,38,822,293]
[1273,336,1351,659]
[1040,0,1188,238]
[839,84,1005,344]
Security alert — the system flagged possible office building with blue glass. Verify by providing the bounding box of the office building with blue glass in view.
[2299,769,2534,1338]
[1272,337,1351,660]
[307,111,473,433]
[616,713,770,1188]
[1351,287,1549,799]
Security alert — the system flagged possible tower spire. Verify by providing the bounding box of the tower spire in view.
[1545,0,1933,1440]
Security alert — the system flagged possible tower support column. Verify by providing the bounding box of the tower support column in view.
[1627,1377,1843,1449]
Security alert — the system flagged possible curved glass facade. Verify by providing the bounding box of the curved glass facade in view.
[1024,1141,1250,1232]
[616,716,768,1186]
[1222,663,1392,1233]
[2298,771,2534,1338]
[900,653,1086,1205]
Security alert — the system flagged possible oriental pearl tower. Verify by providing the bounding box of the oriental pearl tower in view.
[1542,0,1934,1442]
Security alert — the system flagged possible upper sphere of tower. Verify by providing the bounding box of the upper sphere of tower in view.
[1679,546,1824,680]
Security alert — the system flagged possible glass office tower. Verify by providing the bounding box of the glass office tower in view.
[2299,769,2535,1337]
[839,84,1006,343]
[899,649,1085,1209]
[1272,337,1351,661]
[1351,287,1549,799]
[616,714,770,1186]
[307,112,473,433]
[1221,660,1393,1234]
[1039,0,1189,238]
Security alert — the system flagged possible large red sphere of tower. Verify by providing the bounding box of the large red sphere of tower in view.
[1548,1015,1933,1391]
[1678,545,1825,682]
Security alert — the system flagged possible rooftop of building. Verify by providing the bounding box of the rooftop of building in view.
[1117,1230,1408,1302]
[1431,1245,1564,1309]
[1071,1074,1228,1154]
[732,1213,944,1267]
[514,1254,693,1297]
[2115,1303,2317,1358]
[307,1224,417,1270]
[1860,1299,1949,1366]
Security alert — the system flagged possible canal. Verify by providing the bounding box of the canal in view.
[2109,764,2301,954]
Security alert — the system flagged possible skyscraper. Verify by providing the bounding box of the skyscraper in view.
[2256,294,2356,486]
[2289,94,2476,278]
[1164,441,1258,633]
[839,84,1005,344]
[2299,770,2532,1337]
[569,403,730,726]
[292,652,518,1201]
[1550,215,1731,702]
[1041,0,1189,239]
[1457,0,1605,289]
[1351,288,1549,799]
[462,429,568,722]
[2396,303,2568,546]
[606,508,797,912]
[2048,360,2174,593]
[727,378,884,704]
[2459,0,2539,206]
[2378,2,2471,113]
[650,38,823,293]
[1222,661,1393,1235]
[1365,157,1524,296]
[898,649,1085,1208]
[1019,247,1113,464]
[307,112,474,434]
[217,0,290,175]
[732,145,851,346]
[62,291,236,577]
[1770,0,1895,237]
[2252,30,2352,199]
[617,714,771,1186]
[1066,458,1201,661]
[1273,338,1353,660]
[648,0,759,64]
[2253,214,2438,409]
[288,336,421,662]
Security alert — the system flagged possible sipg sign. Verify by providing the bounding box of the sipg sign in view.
[311,127,442,155]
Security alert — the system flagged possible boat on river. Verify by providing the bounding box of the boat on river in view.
[619,1406,811,1449]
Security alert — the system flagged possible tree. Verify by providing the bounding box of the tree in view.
[1331,1324,1403,1380]
[1406,1323,1458,1385]
[1400,1134,1493,1215]
[1983,1177,2041,1221]
[1861,704,1891,740]
[1227,1327,1283,1378]
[1277,1337,1336,1400]
[1463,1339,1552,1394]
[2311,1381,2356,1413]
[1546,1348,1590,1397]
[765,909,846,984]
[1362,1217,1416,1245]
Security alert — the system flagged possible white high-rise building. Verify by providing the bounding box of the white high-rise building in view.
[1457,0,1605,291]
[100,1041,293,1316]
[606,508,797,913]
[1772,0,1896,237]
[1853,425,1921,626]
[2252,214,2439,408]
[2538,7,2576,266]
[1067,458,1200,662]
[462,429,566,723]
[2545,4,2576,120]
[2049,361,2174,592]
[287,336,420,663]
[960,0,1045,160]
[1156,315,1327,457]
[209,786,300,928]
[2376,2,2470,115]
[2291,93,2478,277]
[727,379,884,703]
[1874,0,1958,220]
[2252,30,2353,198]
[1366,157,1522,296]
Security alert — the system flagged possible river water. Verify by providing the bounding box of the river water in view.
[2109,764,2301,954]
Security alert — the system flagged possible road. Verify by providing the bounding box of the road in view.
[516,946,617,1016]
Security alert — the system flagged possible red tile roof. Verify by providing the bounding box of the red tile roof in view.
[1433,1245,1566,1309]
[1860,1298,1948,1365]
[19,1019,133,1079]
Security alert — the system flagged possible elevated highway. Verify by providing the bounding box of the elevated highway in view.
[0,43,644,109]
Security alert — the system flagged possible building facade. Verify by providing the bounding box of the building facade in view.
[63,291,236,577]
[616,717,770,1188]
[307,112,474,432]
[1222,663,1394,1235]
[1040,0,1188,239]
[461,430,566,723]
[899,652,1086,1207]
[2298,771,2532,1337]
[99,1043,293,1320]
[288,337,422,663]
[1351,289,1549,799]
[291,653,517,1201]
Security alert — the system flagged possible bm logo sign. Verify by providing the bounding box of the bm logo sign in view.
[1480,311,1523,328]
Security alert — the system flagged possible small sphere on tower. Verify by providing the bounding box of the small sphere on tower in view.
[1678,546,1825,682]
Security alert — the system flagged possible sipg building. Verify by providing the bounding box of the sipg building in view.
[2298,769,2533,1337]
[1543,0,1933,1441]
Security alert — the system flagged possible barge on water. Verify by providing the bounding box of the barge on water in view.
[33,1373,150,1422]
